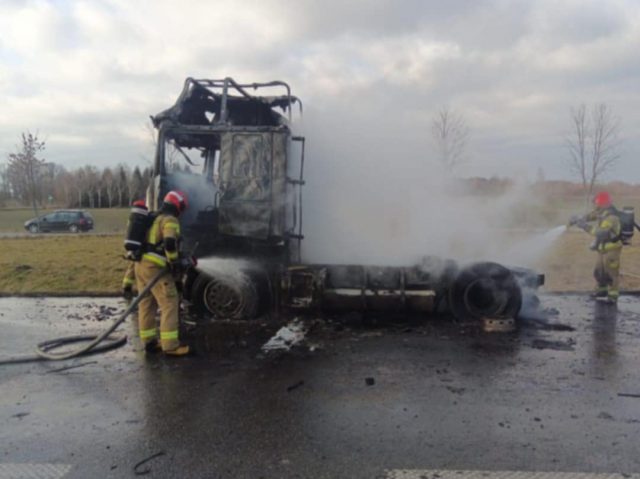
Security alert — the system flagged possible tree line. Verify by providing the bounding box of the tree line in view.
[0,132,155,209]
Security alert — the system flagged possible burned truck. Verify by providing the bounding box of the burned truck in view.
[147,77,542,322]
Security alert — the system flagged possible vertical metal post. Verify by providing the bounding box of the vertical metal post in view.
[220,77,230,124]
[297,137,305,262]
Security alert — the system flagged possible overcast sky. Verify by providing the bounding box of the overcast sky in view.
[1,0,639,181]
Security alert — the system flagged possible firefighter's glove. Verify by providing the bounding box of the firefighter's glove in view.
[122,285,134,300]
[568,215,580,227]
[179,256,196,271]
[576,218,589,231]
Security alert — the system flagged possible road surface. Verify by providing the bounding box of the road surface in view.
[1,295,640,478]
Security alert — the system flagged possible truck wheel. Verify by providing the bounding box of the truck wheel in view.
[192,271,258,320]
[448,262,522,322]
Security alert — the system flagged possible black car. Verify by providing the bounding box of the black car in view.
[24,210,94,233]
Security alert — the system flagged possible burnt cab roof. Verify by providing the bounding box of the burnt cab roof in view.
[152,77,302,131]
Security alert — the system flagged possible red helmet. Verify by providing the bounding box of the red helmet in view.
[593,191,612,208]
[132,199,146,208]
[163,190,188,214]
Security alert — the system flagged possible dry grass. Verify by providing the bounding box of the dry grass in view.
[537,229,640,292]
[0,235,128,294]
[1,223,640,295]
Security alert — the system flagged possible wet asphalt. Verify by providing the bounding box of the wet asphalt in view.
[1,295,640,478]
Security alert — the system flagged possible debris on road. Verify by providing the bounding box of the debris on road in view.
[45,361,98,374]
[287,380,305,392]
[133,451,166,476]
[531,338,576,351]
[618,393,640,399]
[365,377,375,386]
[261,319,308,352]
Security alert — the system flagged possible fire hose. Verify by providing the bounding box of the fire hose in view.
[0,269,166,366]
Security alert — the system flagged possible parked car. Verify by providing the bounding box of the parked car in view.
[24,210,94,233]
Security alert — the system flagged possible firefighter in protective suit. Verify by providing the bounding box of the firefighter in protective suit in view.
[570,191,622,304]
[135,191,190,355]
[122,199,147,300]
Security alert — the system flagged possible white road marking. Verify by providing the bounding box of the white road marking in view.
[0,463,71,479]
[386,471,640,479]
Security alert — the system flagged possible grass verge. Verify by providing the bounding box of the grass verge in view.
[1,229,640,295]
[538,229,640,292]
[0,235,127,294]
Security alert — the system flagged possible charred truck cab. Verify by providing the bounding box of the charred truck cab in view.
[148,77,543,323]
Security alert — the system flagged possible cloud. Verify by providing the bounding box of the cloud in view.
[0,0,638,181]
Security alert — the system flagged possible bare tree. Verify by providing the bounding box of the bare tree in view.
[54,169,73,207]
[115,164,129,206]
[73,168,86,207]
[431,107,470,174]
[7,132,46,219]
[83,166,99,208]
[129,166,145,202]
[0,162,11,206]
[102,167,116,207]
[566,103,621,205]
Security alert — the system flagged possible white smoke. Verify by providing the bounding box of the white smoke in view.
[294,101,553,268]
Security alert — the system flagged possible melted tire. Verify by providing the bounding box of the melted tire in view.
[448,262,522,322]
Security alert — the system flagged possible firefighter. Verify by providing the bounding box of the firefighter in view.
[122,200,147,300]
[570,191,622,304]
[134,190,190,355]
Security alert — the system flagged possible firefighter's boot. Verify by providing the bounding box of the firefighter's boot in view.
[164,344,191,357]
[144,339,162,353]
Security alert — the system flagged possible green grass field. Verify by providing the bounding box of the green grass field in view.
[0,208,129,234]
[2,198,640,295]
[1,229,639,295]
[0,235,127,294]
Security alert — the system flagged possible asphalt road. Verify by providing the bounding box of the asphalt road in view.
[1,295,640,478]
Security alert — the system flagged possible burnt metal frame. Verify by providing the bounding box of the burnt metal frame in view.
[178,77,302,124]
[152,78,306,262]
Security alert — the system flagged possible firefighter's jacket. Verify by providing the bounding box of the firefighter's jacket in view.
[141,213,181,267]
[585,207,622,252]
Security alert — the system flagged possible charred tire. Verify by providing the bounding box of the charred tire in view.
[448,262,522,322]
[191,271,258,320]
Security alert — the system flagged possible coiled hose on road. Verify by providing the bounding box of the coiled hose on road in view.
[0,270,165,366]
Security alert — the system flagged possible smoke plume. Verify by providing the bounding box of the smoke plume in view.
[295,100,552,269]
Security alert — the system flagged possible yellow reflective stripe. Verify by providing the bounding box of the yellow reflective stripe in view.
[600,219,613,229]
[164,222,180,232]
[609,290,619,297]
[122,278,135,287]
[142,252,167,267]
[160,330,179,340]
[140,328,157,339]
[602,242,622,252]
[148,218,160,245]
[166,250,178,261]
